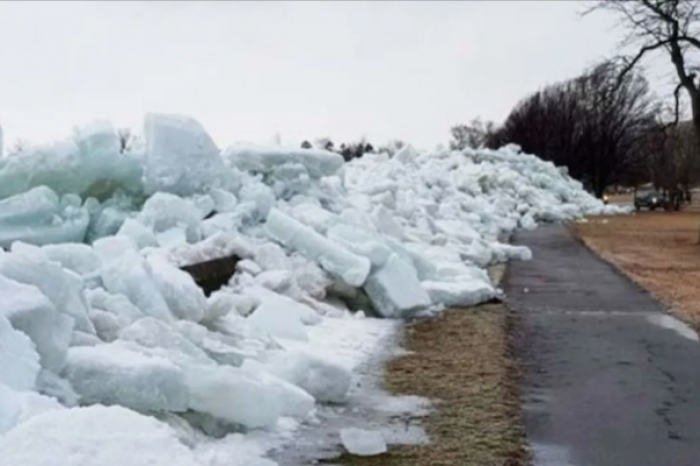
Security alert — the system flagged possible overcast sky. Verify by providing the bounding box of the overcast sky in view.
[0,1,675,150]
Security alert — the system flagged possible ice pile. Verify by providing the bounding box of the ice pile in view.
[0,114,625,464]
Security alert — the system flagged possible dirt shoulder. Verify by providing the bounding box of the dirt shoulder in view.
[332,297,529,466]
[573,211,700,329]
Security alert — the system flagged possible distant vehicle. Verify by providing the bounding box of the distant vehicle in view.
[602,194,609,204]
[634,191,666,211]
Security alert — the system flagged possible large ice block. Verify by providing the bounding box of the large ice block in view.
[363,254,432,318]
[143,114,227,196]
[265,208,371,287]
[64,342,189,413]
[223,143,344,178]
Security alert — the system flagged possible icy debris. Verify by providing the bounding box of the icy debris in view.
[0,186,90,248]
[0,114,632,464]
[0,315,41,391]
[364,254,432,318]
[143,113,228,196]
[247,297,309,342]
[64,342,189,413]
[184,365,313,429]
[0,276,73,373]
[224,143,344,179]
[40,243,101,276]
[340,428,388,456]
[0,249,94,334]
[422,280,495,308]
[136,192,203,244]
[99,249,173,323]
[263,349,352,403]
[146,256,206,322]
[0,405,201,466]
[266,208,371,287]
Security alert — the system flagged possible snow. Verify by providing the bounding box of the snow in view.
[0,114,628,464]
[340,428,388,456]
[0,405,201,466]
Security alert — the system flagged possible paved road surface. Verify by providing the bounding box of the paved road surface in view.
[504,224,700,466]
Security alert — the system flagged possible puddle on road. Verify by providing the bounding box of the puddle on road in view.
[268,328,430,466]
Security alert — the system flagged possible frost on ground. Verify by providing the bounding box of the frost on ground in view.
[0,115,626,465]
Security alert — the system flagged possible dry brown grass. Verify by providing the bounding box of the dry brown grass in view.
[574,210,700,328]
[330,303,530,466]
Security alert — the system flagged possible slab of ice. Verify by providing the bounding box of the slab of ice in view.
[0,315,41,391]
[204,290,256,321]
[223,143,344,178]
[117,317,214,366]
[116,218,158,249]
[364,254,432,318]
[0,187,90,248]
[0,276,74,372]
[0,122,142,202]
[266,208,371,287]
[40,243,101,276]
[143,113,227,196]
[264,349,352,403]
[422,280,495,308]
[136,192,202,243]
[146,257,206,322]
[326,224,392,268]
[340,428,387,456]
[185,365,313,429]
[64,342,189,413]
[86,288,144,325]
[247,298,309,342]
[0,251,94,334]
[210,188,238,213]
[99,250,173,323]
[0,405,201,466]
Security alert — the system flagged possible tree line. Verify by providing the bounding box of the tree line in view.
[449,0,700,201]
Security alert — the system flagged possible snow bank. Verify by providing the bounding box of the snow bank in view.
[0,405,200,466]
[0,114,626,464]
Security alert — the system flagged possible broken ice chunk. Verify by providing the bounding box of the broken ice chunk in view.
[0,276,74,373]
[340,428,387,456]
[223,143,344,178]
[421,280,495,308]
[143,113,227,196]
[364,254,432,318]
[266,208,371,287]
[64,342,189,413]
[264,349,352,403]
[0,314,41,392]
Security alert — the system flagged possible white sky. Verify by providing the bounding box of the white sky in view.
[0,0,677,150]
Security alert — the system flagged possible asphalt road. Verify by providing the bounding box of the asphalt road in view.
[505,224,700,466]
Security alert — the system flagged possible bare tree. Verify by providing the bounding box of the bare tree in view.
[7,139,30,157]
[488,61,659,197]
[587,0,700,141]
[117,128,134,154]
[450,118,496,150]
[314,137,335,151]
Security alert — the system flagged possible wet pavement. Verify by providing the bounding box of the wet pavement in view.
[505,224,700,466]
